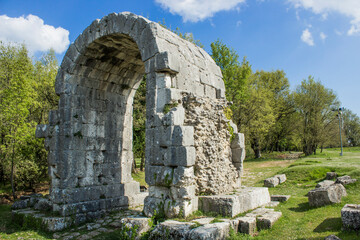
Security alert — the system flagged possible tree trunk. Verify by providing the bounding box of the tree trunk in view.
[251,138,262,158]
[131,158,136,174]
[10,155,16,200]
[140,156,144,171]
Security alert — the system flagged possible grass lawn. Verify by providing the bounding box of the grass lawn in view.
[0,148,359,239]
[234,148,360,240]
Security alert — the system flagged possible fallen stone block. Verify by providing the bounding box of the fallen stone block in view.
[316,180,335,189]
[236,217,257,235]
[198,187,270,217]
[308,184,347,207]
[264,177,279,187]
[336,175,357,186]
[275,174,287,184]
[341,204,360,231]
[256,211,282,230]
[326,172,337,180]
[271,195,290,202]
[187,222,230,240]
[324,235,342,240]
[149,220,194,240]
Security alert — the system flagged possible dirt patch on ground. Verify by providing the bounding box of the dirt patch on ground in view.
[257,160,295,168]
[0,182,49,204]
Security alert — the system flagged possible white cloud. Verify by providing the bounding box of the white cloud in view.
[320,32,327,40]
[301,28,314,46]
[0,14,70,54]
[288,0,360,35]
[155,0,246,22]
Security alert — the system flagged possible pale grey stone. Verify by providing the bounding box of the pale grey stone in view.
[336,175,357,185]
[264,177,279,187]
[341,204,360,231]
[275,174,287,184]
[324,235,342,240]
[187,222,230,240]
[199,187,270,217]
[308,184,347,207]
[257,211,282,230]
[316,180,335,188]
[149,220,194,240]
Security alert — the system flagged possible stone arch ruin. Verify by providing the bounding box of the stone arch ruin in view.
[36,12,245,222]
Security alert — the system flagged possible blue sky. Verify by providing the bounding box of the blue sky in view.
[1,0,359,116]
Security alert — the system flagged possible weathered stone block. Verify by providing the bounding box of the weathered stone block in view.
[164,146,196,167]
[187,222,230,240]
[341,204,360,231]
[257,211,282,230]
[326,172,337,180]
[237,217,257,235]
[316,180,335,188]
[172,166,194,187]
[199,187,271,217]
[275,174,287,184]
[35,124,48,138]
[270,195,290,202]
[336,175,357,186]
[149,220,194,240]
[308,183,347,207]
[264,177,279,187]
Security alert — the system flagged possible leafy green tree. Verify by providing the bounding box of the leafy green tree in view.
[0,42,35,198]
[0,42,58,197]
[294,76,339,155]
[342,109,360,147]
[210,39,252,128]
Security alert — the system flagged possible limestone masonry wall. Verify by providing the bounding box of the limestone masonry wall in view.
[183,94,240,195]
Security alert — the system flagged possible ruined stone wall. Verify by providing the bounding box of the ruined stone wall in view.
[183,95,240,195]
[36,12,245,221]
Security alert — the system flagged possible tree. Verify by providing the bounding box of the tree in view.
[342,109,360,147]
[294,76,339,155]
[0,42,58,197]
[0,42,35,198]
[210,39,252,128]
[133,77,146,171]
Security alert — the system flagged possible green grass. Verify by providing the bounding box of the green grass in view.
[132,170,147,187]
[236,148,360,240]
[0,204,52,239]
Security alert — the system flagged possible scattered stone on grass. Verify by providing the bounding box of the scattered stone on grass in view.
[341,204,360,231]
[308,183,347,207]
[336,175,357,186]
[271,195,290,202]
[275,174,287,184]
[326,172,337,180]
[324,234,342,240]
[316,180,335,189]
[264,177,279,187]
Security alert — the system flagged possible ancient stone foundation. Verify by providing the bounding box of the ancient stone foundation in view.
[35,12,246,221]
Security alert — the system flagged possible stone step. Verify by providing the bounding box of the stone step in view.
[198,187,271,217]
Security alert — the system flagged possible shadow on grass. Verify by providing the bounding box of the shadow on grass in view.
[313,217,342,233]
[289,202,311,212]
